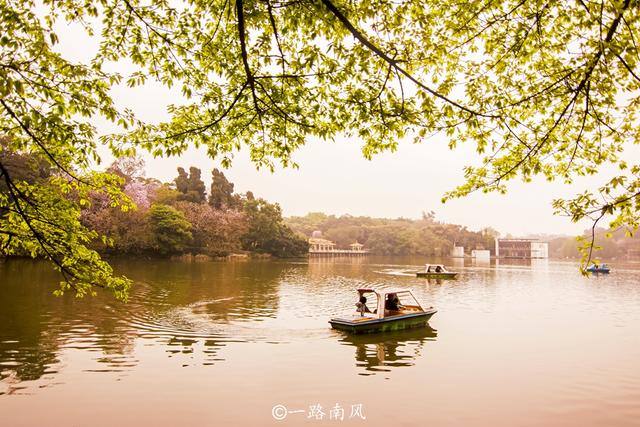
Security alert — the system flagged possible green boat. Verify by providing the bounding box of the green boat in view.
[415,264,458,279]
[329,288,437,334]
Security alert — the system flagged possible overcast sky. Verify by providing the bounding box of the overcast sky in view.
[58,17,619,238]
[133,138,601,237]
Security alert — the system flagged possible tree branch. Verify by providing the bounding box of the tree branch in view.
[236,0,262,115]
[0,99,89,186]
[318,0,493,119]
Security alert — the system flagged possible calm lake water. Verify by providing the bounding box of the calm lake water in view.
[1,257,639,426]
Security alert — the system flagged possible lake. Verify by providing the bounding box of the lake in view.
[1,257,639,426]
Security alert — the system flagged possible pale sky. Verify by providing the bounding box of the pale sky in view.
[57,15,623,238]
[132,136,598,237]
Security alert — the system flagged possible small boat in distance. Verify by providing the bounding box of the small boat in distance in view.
[329,288,437,334]
[416,264,458,279]
[586,263,611,274]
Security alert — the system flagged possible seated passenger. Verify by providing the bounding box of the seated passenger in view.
[435,265,443,272]
[385,293,401,311]
[355,295,371,316]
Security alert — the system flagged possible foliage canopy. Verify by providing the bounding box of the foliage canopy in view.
[2,0,640,298]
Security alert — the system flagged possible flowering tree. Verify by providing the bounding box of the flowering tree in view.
[175,201,247,256]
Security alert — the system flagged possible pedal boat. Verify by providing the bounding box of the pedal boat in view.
[586,263,611,273]
[416,264,458,279]
[329,288,437,334]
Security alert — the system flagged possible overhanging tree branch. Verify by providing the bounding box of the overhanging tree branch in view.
[236,0,262,115]
[318,0,494,119]
[0,99,89,186]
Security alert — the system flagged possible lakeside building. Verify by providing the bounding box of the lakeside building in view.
[451,246,465,258]
[308,231,368,256]
[627,247,640,259]
[471,249,491,260]
[495,238,548,259]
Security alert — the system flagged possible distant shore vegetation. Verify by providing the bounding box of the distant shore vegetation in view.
[549,228,640,261]
[5,150,638,265]
[1,151,308,260]
[287,211,499,257]
[287,212,640,260]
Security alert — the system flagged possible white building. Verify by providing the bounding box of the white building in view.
[451,246,465,258]
[308,231,367,256]
[471,249,490,260]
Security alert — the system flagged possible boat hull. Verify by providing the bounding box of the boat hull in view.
[587,268,610,274]
[329,309,437,334]
[416,272,457,279]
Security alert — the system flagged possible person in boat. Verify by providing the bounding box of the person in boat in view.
[385,293,402,311]
[435,265,443,272]
[355,295,371,316]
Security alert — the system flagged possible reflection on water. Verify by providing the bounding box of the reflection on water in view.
[1,256,640,427]
[339,326,437,376]
[471,258,491,268]
[0,258,289,392]
[418,277,446,285]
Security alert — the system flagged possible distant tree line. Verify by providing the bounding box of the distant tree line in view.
[549,228,640,260]
[286,211,500,256]
[1,150,308,259]
[7,150,637,263]
[286,211,640,259]
[288,211,640,259]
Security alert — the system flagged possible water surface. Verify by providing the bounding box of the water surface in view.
[1,257,639,426]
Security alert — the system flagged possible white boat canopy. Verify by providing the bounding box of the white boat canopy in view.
[356,288,424,319]
[424,264,448,273]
